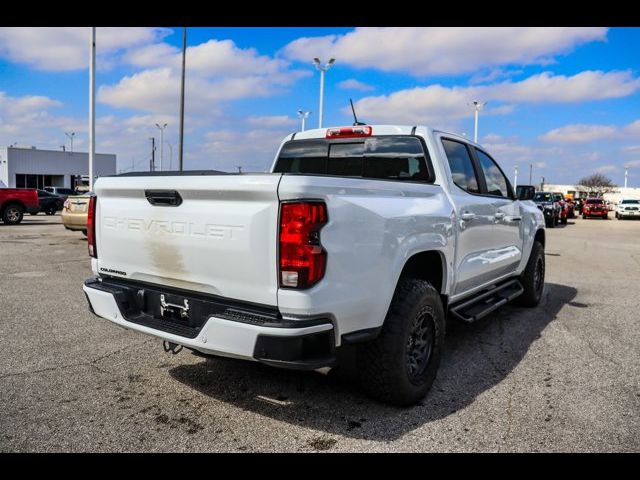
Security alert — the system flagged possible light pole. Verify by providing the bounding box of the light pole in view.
[529,163,533,185]
[624,165,629,189]
[166,142,174,171]
[65,132,75,153]
[155,123,167,171]
[178,27,187,171]
[297,110,311,131]
[514,165,518,190]
[88,27,96,191]
[313,58,335,128]
[469,101,486,143]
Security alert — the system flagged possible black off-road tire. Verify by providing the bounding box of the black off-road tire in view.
[356,278,445,406]
[2,203,24,225]
[515,241,545,307]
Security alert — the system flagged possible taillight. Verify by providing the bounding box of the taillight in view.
[87,196,97,258]
[325,126,372,138]
[279,201,328,289]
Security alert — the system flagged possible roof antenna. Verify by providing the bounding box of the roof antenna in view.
[350,98,366,126]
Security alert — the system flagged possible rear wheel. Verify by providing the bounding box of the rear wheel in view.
[45,206,56,215]
[516,241,545,307]
[357,278,445,406]
[2,204,24,225]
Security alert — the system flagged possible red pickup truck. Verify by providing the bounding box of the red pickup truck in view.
[0,188,39,225]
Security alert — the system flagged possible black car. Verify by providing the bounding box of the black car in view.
[532,191,561,228]
[28,189,65,215]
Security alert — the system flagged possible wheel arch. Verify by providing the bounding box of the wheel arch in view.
[397,250,447,297]
[1,200,26,215]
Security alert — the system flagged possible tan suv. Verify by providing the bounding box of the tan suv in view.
[61,192,93,235]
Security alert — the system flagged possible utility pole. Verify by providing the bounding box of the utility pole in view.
[469,101,486,143]
[155,123,167,171]
[541,176,545,191]
[297,110,311,131]
[65,132,75,153]
[88,27,96,191]
[178,27,187,171]
[150,137,156,172]
[313,58,335,128]
[514,165,518,190]
[529,163,533,185]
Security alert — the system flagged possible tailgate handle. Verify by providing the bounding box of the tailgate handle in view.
[145,190,183,207]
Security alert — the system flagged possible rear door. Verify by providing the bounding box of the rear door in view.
[440,138,498,295]
[94,174,281,306]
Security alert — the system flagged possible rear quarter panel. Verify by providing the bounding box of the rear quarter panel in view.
[277,175,454,340]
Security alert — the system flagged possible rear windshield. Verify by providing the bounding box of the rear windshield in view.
[621,199,640,204]
[533,192,553,201]
[273,136,431,182]
[586,199,603,204]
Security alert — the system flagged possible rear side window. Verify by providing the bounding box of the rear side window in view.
[274,136,431,182]
[441,138,480,194]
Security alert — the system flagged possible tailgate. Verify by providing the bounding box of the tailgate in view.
[94,174,281,306]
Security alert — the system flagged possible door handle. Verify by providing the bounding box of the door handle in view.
[505,215,522,222]
[460,212,476,222]
[494,212,506,219]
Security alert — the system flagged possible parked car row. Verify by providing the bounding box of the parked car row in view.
[532,191,575,227]
[1,187,92,225]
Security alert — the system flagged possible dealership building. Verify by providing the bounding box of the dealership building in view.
[0,146,116,189]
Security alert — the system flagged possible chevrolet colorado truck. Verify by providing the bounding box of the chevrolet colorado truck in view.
[0,188,39,224]
[83,125,546,405]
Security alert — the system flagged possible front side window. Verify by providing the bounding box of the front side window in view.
[475,149,510,198]
[441,139,479,194]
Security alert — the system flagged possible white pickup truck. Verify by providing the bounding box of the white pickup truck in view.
[83,125,545,405]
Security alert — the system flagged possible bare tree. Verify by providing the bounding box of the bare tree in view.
[576,173,617,197]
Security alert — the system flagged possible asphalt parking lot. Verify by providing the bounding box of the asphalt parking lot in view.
[1,214,639,452]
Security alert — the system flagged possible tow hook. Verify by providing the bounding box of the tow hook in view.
[163,341,183,355]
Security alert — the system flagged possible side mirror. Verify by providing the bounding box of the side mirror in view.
[516,185,535,201]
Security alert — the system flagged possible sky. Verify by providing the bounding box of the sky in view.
[1,26,639,186]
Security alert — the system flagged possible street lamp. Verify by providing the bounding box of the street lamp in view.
[624,165,629,189]
[514,165,518,190]
[155,123,167,171]
[297,110,311,132]
[65,132,75,153]
[469,101,486,143]
[313,58,335,128]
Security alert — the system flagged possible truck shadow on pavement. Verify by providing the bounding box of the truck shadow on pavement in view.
[169,282,576,441]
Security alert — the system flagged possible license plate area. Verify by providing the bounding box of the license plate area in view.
[86,277,283,339]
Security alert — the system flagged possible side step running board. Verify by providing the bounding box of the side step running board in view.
[449,279,524,323]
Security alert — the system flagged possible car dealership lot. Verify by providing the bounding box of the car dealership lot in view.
[1,215,638,452]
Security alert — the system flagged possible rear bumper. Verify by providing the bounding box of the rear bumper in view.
[83,277,336,370]
[61,211,87,230]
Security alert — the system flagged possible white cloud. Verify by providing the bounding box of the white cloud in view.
[470,68,523,84]
[350,71,640,126]
[595,164,617,173]
[624,120,640,136]
[99,38,309,116]
[202,127,291,172]
[283,27,608,76]
[246,115,296,128]
[0,27,170,71]
[338,79,374,91]
[539,124,617,143]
